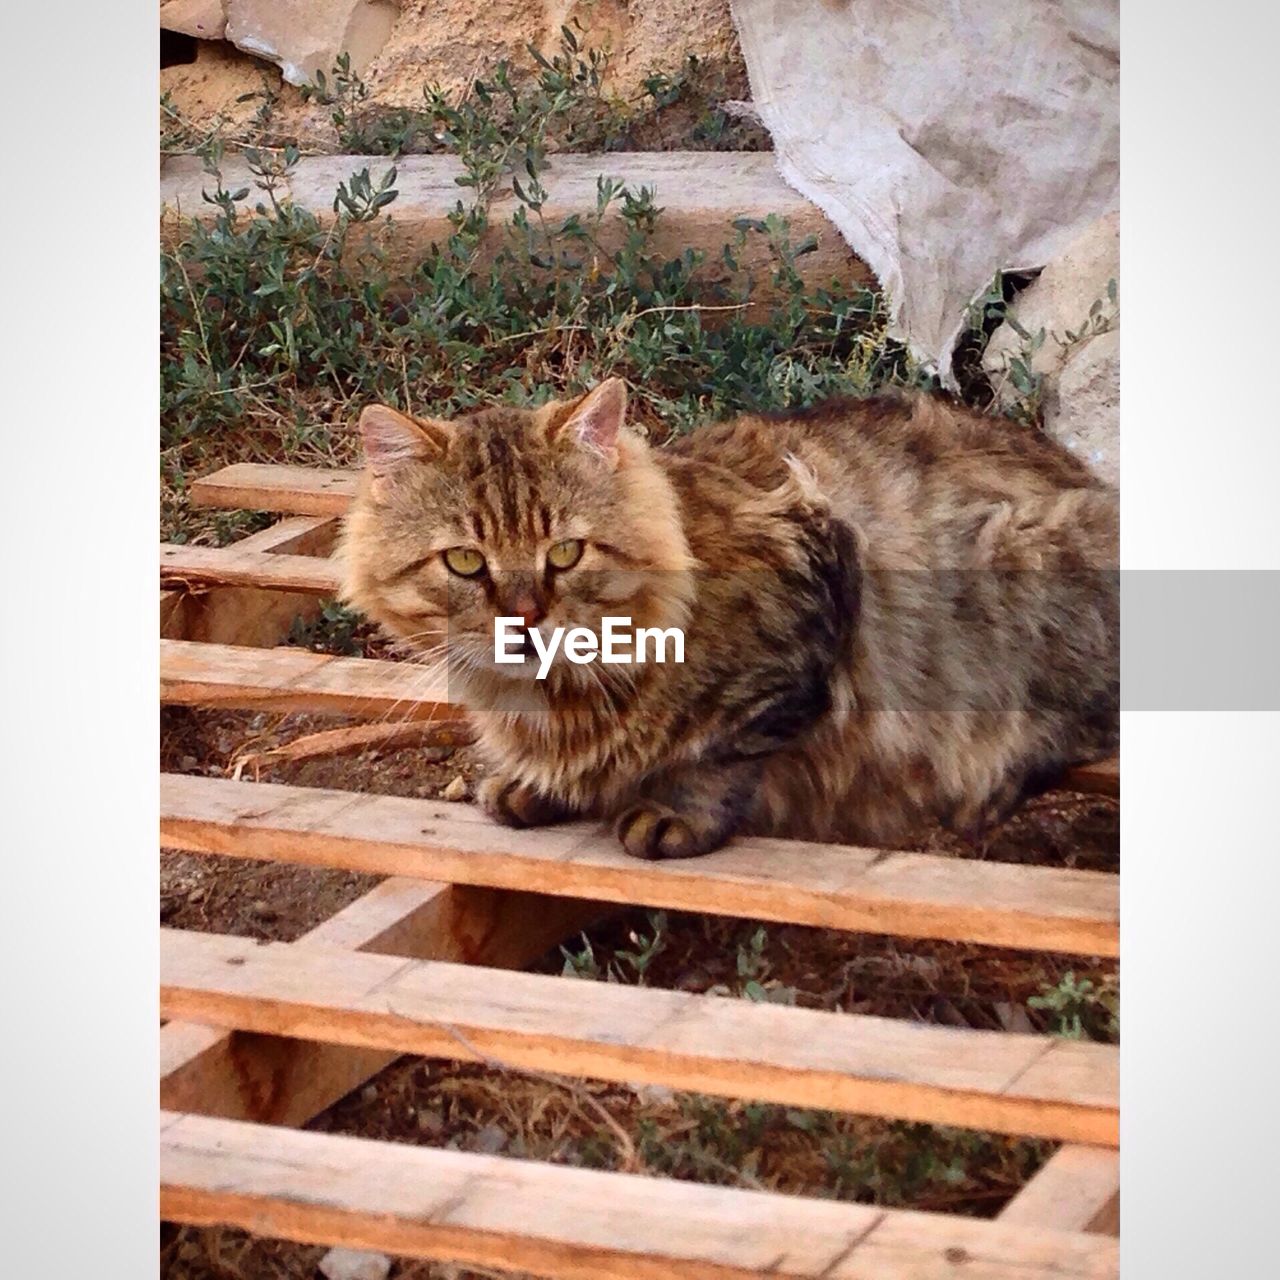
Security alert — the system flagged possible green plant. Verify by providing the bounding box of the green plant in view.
[287,601,364,656]
[302,53,433,155]
[632,1096,1044,1208]
[705,925,799,1004]
[161,33,918,544]
[160,90,201,153]
[1028,971,1119,1042]
[562,911,668,984]
[1062,277,1119,344]
[966,272,1120,426]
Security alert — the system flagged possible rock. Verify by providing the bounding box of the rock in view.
[1044,329,1120,487]
[631,1083,676,1106]
[225,0,401,87]
[440,775,468,803]
[984,211,1119,387]
[983,211,1119,486]
[163,1,744,143]
[416,1107,444,1136]
[318,1247,392,1280]
[471,1122,509,1154]
[161,0,228,41]
[993,1001,1037,1035]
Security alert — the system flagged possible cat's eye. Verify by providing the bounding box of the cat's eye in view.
[442,547,486,578]
[547,538,584,571]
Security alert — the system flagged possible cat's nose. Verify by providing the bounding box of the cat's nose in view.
[511,595,545,628]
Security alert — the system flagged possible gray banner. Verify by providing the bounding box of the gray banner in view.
[1122,570,1280,709]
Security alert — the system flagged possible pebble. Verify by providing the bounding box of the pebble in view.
[471,1122,509,1154]
[416,1107,445,1136]
[440,775,468,802]
[318,1247,392,1280]
[631,1083,676,1106]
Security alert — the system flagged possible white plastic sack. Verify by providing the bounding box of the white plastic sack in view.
[730,0,1118,382]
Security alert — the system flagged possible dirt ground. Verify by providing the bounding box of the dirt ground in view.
[160,683,1117,1280]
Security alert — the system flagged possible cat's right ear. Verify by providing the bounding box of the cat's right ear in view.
[359,404,451,500]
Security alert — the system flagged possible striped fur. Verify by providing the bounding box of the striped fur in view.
[341,381,1117,857]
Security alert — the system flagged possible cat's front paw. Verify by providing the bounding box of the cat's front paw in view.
[479,776,571,829]
[616,803,722,860]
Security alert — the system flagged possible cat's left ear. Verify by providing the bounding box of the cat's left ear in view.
[553,378,627,467]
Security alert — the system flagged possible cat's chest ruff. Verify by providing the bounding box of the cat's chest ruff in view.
[483,685,686,791]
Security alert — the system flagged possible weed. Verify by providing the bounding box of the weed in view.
[160,90,202,154]
[634,1097,1046,1208]
[299,52,430,156]
[287,601,365,657]
[161,33,917,542]
[1028,970,1119,1042]
[961,271,1120,424]
[708,925,800,1005]
[638,53,767,150]
[562,911,669,984]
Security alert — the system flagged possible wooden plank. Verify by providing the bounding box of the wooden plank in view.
[175,585,322,649]
[240,514,341,556]
[190,464,358,516]
[161,544,342,595]
[160,774,1119,956]
[161,880,609,1124]
[160,589,191,640]
[1063,758,1120,797]
[161,1112,1120,1280]
[162,928,1117,1143]
[999,1145,1120,1235]
[166,515,341,646]
[160,640,460,721]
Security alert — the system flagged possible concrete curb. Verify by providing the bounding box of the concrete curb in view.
[161,151,873,292]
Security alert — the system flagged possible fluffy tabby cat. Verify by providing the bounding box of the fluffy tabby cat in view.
[340,380,1117,858]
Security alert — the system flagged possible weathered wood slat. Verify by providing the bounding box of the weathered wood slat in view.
[1064,758,1120,797]
[162,515,342,646]
[160,774,1119,956]
[190,464,358,515]
[160,589,191,640]
[161,544,342,595]
[162,928,1117,1143]
[238,515,341,556]
[162,880,608,1124]
[161,1113,1120,1280]
[160,640,460,721]
[999,1145,1120,1234]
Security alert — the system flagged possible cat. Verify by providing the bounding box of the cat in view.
[340,379,1118,858]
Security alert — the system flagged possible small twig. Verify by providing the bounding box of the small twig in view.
[229,718,473,777]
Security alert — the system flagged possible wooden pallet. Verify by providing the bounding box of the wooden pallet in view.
[160,468,1120,1278]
